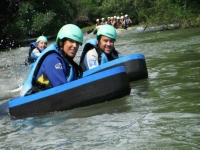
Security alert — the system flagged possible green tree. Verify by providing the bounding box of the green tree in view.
[0,0,200,50]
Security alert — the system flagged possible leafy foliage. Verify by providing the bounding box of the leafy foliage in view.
[0,0,200,50]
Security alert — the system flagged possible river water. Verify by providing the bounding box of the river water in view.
[0,26,200,149]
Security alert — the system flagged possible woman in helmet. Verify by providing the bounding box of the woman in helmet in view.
[23,24,83,94]
[79,25,121,71]
[25,36,48,65]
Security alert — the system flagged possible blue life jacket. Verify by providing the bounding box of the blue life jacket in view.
[107,21,111,25]
[20,44,79,96]
[125,18,130,24]
[79,38,121,71]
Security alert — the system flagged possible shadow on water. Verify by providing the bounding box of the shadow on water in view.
[48,78,151,121]
[21,95,132,121]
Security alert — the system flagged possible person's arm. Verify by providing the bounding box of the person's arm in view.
[42,53,70,87]
[111,20,115,26]
[129,18,132,23]
[84,48,99,70]
[31,48,41,59]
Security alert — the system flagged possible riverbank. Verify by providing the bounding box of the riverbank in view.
[0,26,96,51]
[0,35,56,51]
[13,26,95,49]
[0,24,198,52]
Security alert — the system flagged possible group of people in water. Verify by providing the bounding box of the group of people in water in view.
[95,13,132,29]
[23,24,121,96]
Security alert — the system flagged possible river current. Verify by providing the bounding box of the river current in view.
[0,26,200,149]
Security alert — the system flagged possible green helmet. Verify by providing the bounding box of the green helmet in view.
[36,36,48,43]
[56,24,83,46]
[97,25,117,41]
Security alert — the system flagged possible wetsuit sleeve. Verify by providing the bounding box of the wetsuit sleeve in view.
[84,48,99,70]
[40,53,69,87]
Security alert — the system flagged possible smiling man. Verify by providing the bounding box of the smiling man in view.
[79,25,121,71]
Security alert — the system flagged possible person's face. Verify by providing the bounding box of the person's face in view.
[63,39,79,58]
[37,41,47,50]
[98,36,114,54]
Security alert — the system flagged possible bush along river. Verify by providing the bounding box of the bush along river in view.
[0,26,200,149]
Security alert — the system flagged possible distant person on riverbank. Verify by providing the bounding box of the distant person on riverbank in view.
[23,24,83,95]
[100,18,106,25]
[96,19,100,27]
[120,12,124,17]
[111,16,117,28]
[107,17,111,25]
[120,16,126,29]
[116,16,121,28]
[125,14,132,27]
[24,36,48,65]
[79,25,121,71]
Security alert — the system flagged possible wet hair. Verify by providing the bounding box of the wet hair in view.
[97,35,102,41]
[58,38,68,48]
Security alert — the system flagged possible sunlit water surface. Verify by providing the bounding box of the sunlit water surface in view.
[0,26,200,149]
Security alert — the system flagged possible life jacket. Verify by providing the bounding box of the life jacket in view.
[107,21,111,25]
[125,18,130,24]
[20,44,81,96]
[24,42,42,66]
[101,22,106,25]
[79,38,121,71]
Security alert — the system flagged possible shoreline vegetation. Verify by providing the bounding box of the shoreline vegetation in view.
[8,23,185,51]
[0,0,200,51]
